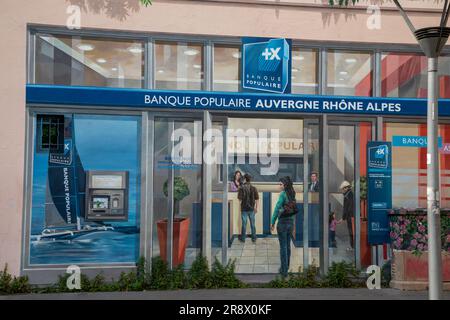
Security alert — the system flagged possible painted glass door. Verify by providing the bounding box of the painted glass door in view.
[327,121,373,269]
[152,117,203,269]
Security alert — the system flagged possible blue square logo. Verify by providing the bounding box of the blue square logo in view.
[368,144,388,169]
[242,38,291,94]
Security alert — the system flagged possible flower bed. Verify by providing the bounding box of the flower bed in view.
[389,209,450,255]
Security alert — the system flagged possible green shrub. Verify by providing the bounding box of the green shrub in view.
[324,261,360,288]
[268,265,320,288]
[210,258,246,289]
[381,260,391,288]
[149,256,172,290]
[0,264,32,295]
[169,264,187,290]
[187,255,212,289]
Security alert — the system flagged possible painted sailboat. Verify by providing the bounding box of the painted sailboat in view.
[35,115,138,242]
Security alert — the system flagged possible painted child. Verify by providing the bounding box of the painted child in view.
[329,212,342,248]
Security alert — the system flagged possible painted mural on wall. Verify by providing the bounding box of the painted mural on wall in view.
[29,114,141,265]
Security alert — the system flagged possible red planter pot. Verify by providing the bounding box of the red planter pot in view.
[391,250,450,290]
[157,217,190,267]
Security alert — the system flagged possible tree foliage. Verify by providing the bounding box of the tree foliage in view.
[140,0,152,6]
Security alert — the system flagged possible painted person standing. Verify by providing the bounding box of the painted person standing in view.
[270,176,296,277]
[229,170,242,192]
[340,180,354,251]
[237,174,259,243]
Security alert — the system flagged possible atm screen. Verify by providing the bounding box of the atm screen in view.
[92,175,123,189]
[92,196,109,209]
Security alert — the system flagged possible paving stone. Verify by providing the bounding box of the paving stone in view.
[239,257,255,265]
[253,265,269,273]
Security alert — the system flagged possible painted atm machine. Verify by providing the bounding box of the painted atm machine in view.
[85,170,129,222]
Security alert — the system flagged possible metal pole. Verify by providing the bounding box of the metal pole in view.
[168,120,174,270]
[303,122,309,272]
[427,57,443,300]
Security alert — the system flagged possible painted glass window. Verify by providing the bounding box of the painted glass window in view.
[29,114,141,265]
[384,123,450,209]
[154,41,204,90]
[213,44,241,92]
[381,53,450,98]
[327,50,373,97]
[291,48,319,95]
[34,33,144,88]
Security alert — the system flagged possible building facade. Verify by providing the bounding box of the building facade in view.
[1,0,449,284]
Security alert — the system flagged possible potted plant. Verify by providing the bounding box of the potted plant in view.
[156,176,191,267]
[389,210,450,290]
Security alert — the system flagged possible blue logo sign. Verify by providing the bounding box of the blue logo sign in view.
[368,144,389,169]
[242,38,291,94]
[392,136,443,148]
[49,138,73,165]
[367,141,392,245]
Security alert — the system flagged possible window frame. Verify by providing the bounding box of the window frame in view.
[27,25,450,95]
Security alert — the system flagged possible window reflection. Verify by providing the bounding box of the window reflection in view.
[35,34,144,88]
[327,50,373,97]
[291,48,318,95]
[381,52,450,98]
[154,41,204,90]
[213,44,240,92]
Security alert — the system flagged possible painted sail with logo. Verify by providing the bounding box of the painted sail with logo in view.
[44,115,85,228]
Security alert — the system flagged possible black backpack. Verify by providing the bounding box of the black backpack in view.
[279,193,299,218]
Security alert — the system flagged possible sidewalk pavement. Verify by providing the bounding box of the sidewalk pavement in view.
[1,288,449,300]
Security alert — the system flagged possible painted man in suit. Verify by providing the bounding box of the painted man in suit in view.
[308,172,319,192]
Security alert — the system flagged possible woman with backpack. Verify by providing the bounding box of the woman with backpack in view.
[270,176,297,278]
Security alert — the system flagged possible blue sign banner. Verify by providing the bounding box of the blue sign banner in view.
[26,84,450,117]
[392,135,443,148]
[367,141,392,245]
[242,37,291,94]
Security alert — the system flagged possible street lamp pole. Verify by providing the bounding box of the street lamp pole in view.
[392,0,450,300]
[427,54,443,300]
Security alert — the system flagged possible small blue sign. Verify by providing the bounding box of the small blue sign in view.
[392,136,443,148]
[368,144,389,169]
[242,37,291,94]
[367,141,392,245]
[49,138,73,165]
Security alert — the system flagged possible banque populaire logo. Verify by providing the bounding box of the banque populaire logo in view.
[242,37,292,94]
[368,144,389,169]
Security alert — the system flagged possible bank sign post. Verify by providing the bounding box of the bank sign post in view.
[242,37,292,94]
[367,142,392,244]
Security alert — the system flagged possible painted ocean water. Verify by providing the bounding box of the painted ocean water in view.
[30,231,139,265]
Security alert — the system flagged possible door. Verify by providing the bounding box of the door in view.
[210,116,321,274]
[327,121,373,269]
[151,116,203,269]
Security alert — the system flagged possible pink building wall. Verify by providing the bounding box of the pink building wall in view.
[0,0,446,275]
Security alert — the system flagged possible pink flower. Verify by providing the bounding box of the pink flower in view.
[418,225,426,233]
[413,233,420,239]
[411,239,418,247]
[390,232,398,240]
